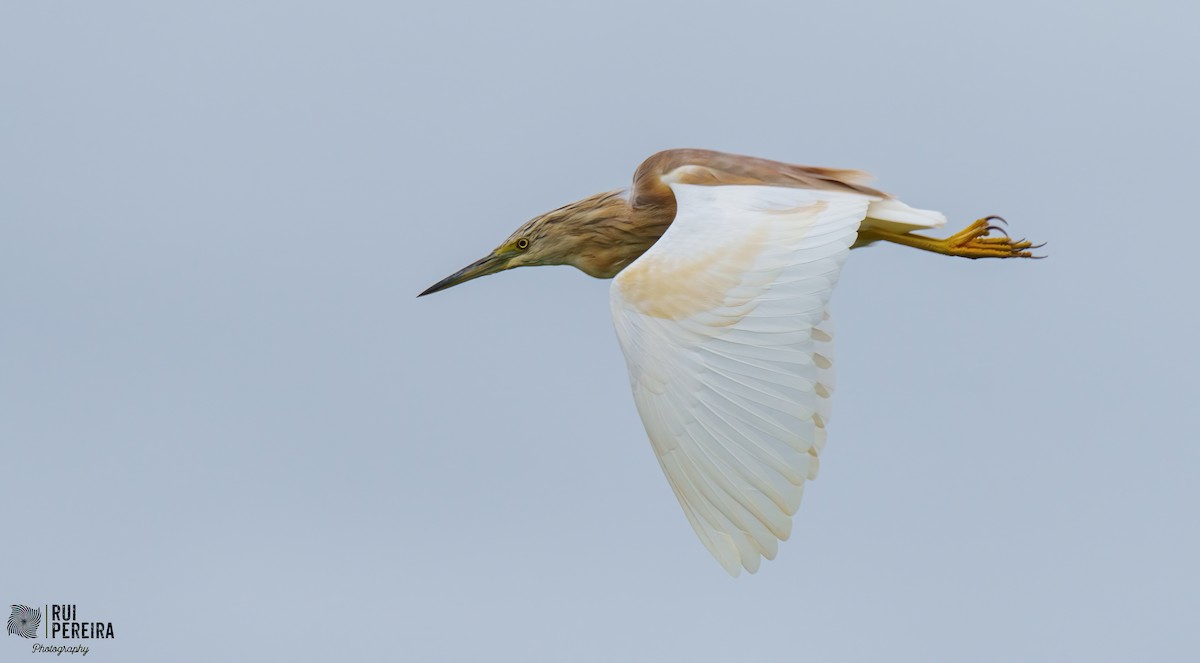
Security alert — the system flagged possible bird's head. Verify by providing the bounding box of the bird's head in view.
[418,189,638,296]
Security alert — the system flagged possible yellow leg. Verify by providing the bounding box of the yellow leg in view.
[858,217,1045,259]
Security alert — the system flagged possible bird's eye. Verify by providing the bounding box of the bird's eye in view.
[516,238,530,250]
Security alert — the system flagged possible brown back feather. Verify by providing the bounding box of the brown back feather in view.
[630,148,886,223]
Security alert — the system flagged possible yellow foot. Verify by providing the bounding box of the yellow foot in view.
[940,216,1045,259]
[859,216,1046,259]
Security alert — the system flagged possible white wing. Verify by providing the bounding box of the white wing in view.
[610,182,872,575]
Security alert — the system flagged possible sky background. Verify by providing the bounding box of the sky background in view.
[3,1,1198,661]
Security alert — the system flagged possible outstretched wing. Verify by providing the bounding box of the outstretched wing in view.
[610,173,873,575]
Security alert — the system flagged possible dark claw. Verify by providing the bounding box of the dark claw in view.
[983,215,1008,226]
[984,225,1010,237]
[1029,241,1047,249]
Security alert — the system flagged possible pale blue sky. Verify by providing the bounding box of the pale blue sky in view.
[3,1,1198,661]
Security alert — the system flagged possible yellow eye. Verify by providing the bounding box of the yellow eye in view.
[516,238,530,250]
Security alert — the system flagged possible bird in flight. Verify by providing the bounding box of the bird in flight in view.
[419,149,1041,575]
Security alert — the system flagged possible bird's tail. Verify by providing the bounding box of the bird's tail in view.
[864,198,947,234]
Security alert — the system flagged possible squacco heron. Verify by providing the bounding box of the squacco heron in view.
[419,149,1041,575]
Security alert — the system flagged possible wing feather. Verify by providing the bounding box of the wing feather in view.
[611,181,869,575]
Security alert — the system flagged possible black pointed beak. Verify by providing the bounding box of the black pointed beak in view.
[418,253,510,297]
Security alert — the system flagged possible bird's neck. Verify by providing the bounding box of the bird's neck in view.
[566,193,674,279]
